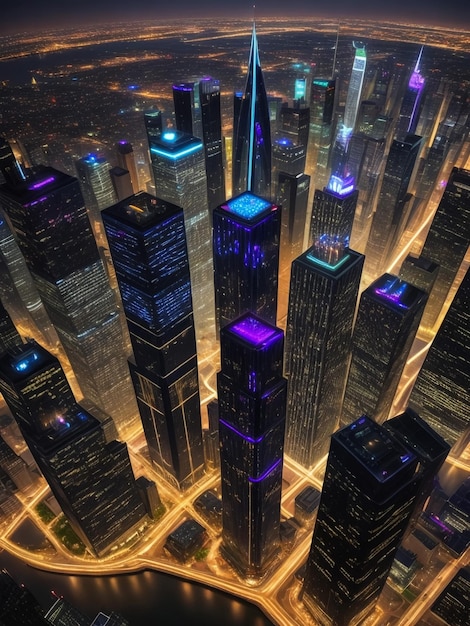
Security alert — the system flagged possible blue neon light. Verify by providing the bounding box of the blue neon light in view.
[14,351,39,372]
[248,458,282,483]
[306,252,350,271]
[219,418,264,444]
[225,192,271,220]
[150,142,202,160]
[162,131,177,142]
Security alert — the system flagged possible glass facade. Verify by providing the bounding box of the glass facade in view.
[0,162,137,433]
[213,191,280,333]
[232,24,272,198]
[409,267,470,447]
[0,341,147,557]
[340,273,427,427]
[148,130,215,346]
[301,415,420,626]
[102,192,205,490]
[218,313,286,579]
[284,246,364,468]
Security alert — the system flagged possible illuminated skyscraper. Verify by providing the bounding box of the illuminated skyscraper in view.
[364,133,423,280]
[0,210,55,348]
[213,192,280,332]
[110,165,133,201]
[301,415,421,626]
[0,157,137,433]
[148,129,214,345]
[419,167,470,330]
[0,299,22,355]
[232,23,272,198]
[0,341,147,557]
[279,104,310,152]
[309,179,358,249]
[115,140,139,194]
[340,274,427,427]
[102,192,205,490]
[173,77,226,210]
[408,267,470,448]
[306,78,337,189]
[277,171,310,268]
[144,108,163,142]
[284,245,364,469]
[218,313,286,579]
[343,42,367,134]
[75,153,117,218]
[395,47,426,140]
[431,567,470,626]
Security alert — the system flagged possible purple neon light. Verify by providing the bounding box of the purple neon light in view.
[28,176,55,190]
[408,70,425,91]
[230,316,278,346]
[248,458,282,483]
[374,278,409,309]
[327,174,355,196]
[219,418,264,444]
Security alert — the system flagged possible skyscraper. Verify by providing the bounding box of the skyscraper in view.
[148,129,215,345]
[218,313,286,580]
[213,192,280,332]
[0,299,22,355]
[115,140,139,194]
[309,180,358,250]
[384,407,450,526]
[232,23,272,198]
[102,192,205,491]
[0,153,137,433]
[173,77,226,210]
[340,274,427,427]
[418,167,470,330]
[431,567,470,626]
[306,78,336,190]
[301,415,421,626]
[0,340,147,557]
[284,245,364,469]
[395,47,426,140]
[75,153,117,218]
[408,266,470,448]
[343,42,367,134]
[277,171,310,269]
[329,42,367,181]
[364,133,423,280]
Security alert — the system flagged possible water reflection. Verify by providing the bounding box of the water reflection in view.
[0,549,274,625]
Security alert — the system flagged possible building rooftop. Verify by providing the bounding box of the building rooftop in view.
[221,191,275,222]
[227,314,282,349]
[102,191,182,230]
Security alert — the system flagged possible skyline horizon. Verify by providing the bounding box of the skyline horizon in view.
[2,4,470,37]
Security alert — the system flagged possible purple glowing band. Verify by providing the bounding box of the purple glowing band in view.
[219,418,264,444]
[248,458,282,483]
[28,176,55,190]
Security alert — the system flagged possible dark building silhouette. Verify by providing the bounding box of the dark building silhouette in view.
[364,134,423,280]
[340,274,427,427]
[0,341,147,557]
[102,192,205,491]
[419,167,470,330]
[431,567,470,626]
[408,266,470,448]
[0,146,137,433]
[284,245,364,468]
[301,415,422,626]
[173,77,226,210]
[218,314,286,580]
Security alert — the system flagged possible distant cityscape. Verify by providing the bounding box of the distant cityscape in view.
[0,16,469,626]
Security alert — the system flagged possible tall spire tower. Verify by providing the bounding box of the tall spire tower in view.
[232,21,272,199]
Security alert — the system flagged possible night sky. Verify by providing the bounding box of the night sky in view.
[2,0,470,35]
